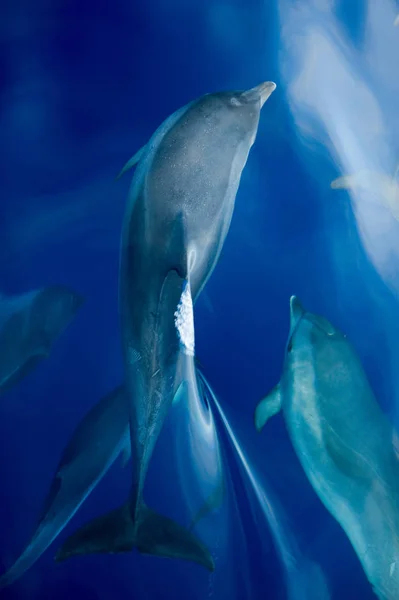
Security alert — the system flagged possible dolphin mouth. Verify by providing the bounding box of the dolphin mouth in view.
[258,81,277,107]
[241,81,276,107]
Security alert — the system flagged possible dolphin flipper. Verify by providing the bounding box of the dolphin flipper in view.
[115,145,147,180]
[254,382,282,432]
[55,502,214,571]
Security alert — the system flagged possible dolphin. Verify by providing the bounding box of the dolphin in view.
[56,80,276,570]
[0,285,84,394]
[255,296,399,600]
[0,385,129,588]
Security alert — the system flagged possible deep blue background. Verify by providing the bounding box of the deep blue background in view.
[1,0,399,598]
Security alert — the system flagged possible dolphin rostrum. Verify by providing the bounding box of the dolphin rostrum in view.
[56,80,276,570]
[0,285,84,394]
[255,296,399,600]
[0,386,129,588]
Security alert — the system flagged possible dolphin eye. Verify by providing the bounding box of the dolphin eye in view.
[230,97,241,107]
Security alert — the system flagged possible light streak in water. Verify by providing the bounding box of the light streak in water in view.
[200,372,330,600]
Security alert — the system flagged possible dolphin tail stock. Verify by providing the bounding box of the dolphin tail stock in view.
[55,501,215,571]
[254,382,282,432]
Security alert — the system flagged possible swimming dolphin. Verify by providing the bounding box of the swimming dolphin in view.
[56,80,276,570]
[255,296,399,600]
[0,285,84,394]
[0,385,129,588]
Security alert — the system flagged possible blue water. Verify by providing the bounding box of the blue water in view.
[1,0,399,598]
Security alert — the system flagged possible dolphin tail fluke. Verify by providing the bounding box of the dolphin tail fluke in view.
[55,503,214,571]
[135,505,215,570]
[55,504,133,561]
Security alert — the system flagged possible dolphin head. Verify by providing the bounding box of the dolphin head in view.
[286,295,341,358]
[200,81,276,152]
[239,81,277,108]
[35,285,84,341]
[159,80,276,217]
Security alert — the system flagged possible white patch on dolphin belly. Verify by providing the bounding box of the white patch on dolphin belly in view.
[390,562,396,577]
[174,281,195,356]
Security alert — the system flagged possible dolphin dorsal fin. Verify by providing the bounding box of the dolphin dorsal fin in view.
[115,144,147,180]
[254,382,282,432]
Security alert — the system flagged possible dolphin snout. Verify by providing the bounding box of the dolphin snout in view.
[258,81,277,107]
[242,81,276,107]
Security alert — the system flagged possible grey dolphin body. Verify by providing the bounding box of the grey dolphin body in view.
[0,386,129,588]
[0,285,83,394]
[255,297,399,600]
[56,80,276,570]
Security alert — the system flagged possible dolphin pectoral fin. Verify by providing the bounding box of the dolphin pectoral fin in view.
[330,171,378,191]
[254,383,282,432]
[55,503,214,571]
[331,174,359,190]
[115,144,147,180]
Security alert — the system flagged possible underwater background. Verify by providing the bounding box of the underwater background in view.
[1,0,399,598]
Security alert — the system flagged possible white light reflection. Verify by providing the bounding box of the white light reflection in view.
[278,0,399,293]
[201,372,330,600]
[173,357,225,541]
